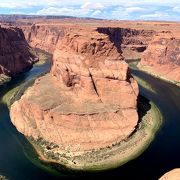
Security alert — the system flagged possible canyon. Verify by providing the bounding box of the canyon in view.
[10,26,140,164]
[20,20,180,84]
[139,31,180,84]
[0,18,179,172]
[0,25,37,84]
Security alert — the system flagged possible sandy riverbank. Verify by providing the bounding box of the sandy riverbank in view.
[7,54,163,172]
[126,59,180,87]
[138,65,180,87]
[0,74,11,85]
[27,99,162,172]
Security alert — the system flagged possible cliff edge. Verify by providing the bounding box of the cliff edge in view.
[0,25,36,83]
[139,32,180,83]
[10,27,139,168]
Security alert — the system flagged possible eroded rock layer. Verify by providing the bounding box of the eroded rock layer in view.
[22,24,69,53]
[160,169,180,180]
[139,32,180,83]
[0,26,36,78]
[97,27,155,59]
[10,28,139,152]
[22,24,155,57]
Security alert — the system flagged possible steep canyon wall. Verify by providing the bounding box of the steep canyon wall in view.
[0,25,36,82]
[139,32,180,83]
[10,26,139,152]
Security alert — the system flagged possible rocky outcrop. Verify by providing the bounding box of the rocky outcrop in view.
[22,24,69,53]
[10,28,139,154]
[97,27,155,59]
[0,26,36,80]
[22,24,154,59]
[160,169,180,180]
[139,32,180,83]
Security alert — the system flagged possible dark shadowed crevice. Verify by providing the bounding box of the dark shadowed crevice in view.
[96,27,155,56]
[88,69,100,97]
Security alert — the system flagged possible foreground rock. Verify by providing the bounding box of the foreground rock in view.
[10,28,139,169]
[139,32,180,84]
[160,169,180,180]
[0,25,36,84]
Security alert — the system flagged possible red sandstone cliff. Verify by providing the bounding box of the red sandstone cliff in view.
[0,26,36,79]
[22,24,69,53]
[21,24,180,85]
[22,24,154,58]
[10,27,139,153]
[97,27,155,59]
[139,32,180,83]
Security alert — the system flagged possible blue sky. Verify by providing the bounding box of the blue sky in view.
[0,0,179,21]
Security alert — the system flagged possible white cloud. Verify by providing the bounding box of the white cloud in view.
[0,1,43,8]
[140,12,170,19]
[173,6,180,12]
[0,2,22,8]
[125,7,145,13]
[116,0,179,6]
[110,6,146,20]
[0,0,179,20]
[10,11,26,14]
[0,0,179,9]
[91,10,102,17]
[36,2,105,17]
[111,7,130,20]
[37,7,90,16]
[81,2,104,10]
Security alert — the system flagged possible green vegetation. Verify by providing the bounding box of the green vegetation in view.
[0,74,11,85]
[133,75,157,94]
[127,58,179,88]
[125,58,141,69]
[139,64,180,87]
[27,97,163,172]
[21,136,61,177]
[30,48,52,66]
[0,175,7,180]
[2,86,19,107]
[4,54,163,173]
[0,49,61,177]
[2,77,36,107]
[77,100,162,171]
[29,137,61,161]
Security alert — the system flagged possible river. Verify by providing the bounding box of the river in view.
[0,60,61,179]
[0,60,180,179]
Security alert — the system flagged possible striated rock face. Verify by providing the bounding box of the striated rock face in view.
[139,32,180,83]
[10,28,139,152]
[22,24,154,58]
[97,27,155,59]
[160,169,180,180]
[0,26,36,78]
[22,24,69,53]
